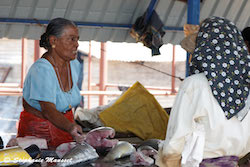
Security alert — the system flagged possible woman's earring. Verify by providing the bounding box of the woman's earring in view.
[52,45,56,48]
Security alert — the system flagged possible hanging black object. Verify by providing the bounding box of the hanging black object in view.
[0,136,3,149]
[130,10,166,56]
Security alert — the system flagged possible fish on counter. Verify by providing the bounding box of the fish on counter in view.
[103,141,136,162]
[130,145,158,166]
[136,139,163,151]
[6,136,48,150]
[130,150,154,166]
[138,145,158,157]
[85,127,119,148]
[56,127,119,160]
[57,142,99,167]
[130,138,161,166]
[56,142,77,158]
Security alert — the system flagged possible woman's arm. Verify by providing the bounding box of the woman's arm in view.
[39,101,85,143]
[23,98,45,119]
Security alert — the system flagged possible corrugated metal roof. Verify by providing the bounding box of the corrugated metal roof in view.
[0,0,249,45]
[78,41,187,62]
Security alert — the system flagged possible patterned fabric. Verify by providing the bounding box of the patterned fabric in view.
[190,16,250,119]
[200,156,239,167]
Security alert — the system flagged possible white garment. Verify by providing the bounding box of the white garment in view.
[157,73,250,166]
[181,123,205,167]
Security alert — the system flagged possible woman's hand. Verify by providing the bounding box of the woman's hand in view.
[69,124,86,144]
[39,101,86,143]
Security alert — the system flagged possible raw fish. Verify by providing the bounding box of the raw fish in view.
[138,145,158,157]
[130,146,158,166]
[6,136,48,149]
[57,142,99,167]
[136,139,162,151]
[103,141,136,162]
[85,127,119,148]
[130,151,154,166]
[56,142,77,158]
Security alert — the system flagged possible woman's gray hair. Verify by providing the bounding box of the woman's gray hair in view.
[39,18,77,50]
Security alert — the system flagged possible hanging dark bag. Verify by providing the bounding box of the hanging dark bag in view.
[130,10,166,56]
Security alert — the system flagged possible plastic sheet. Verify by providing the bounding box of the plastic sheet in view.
[99,81,169,140]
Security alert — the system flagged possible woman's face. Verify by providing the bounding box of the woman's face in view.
[54,25,79,61]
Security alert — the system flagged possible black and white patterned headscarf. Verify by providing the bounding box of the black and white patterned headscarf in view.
[190,16,250,119]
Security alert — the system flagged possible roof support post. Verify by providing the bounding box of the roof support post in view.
[145,0,158,23]
[171,45,177,94]
[34,40,40,62]
[186,0,200,77]
[88,41,92,109]
[21,38,27,88]
[99,42,107,106]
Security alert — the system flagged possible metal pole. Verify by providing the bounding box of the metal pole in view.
[145,0,158,23]
[0,18,183,31]
[88,41,92,109]
[21,38,27,88]
[171,45,176,94]
[186,0,200,77]
[99,42,107,105]
[34,40,40,62]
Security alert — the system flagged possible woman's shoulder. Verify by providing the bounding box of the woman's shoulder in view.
[181,73,209,90]
[24,58,57,89]
[27,58,54,77]
[30,58,52,71]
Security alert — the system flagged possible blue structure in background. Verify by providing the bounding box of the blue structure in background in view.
[186,0,200,76]
[76,51,88,108]
[145,0,158,24]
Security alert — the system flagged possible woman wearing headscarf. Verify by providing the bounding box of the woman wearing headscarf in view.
[156,16,250,167]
